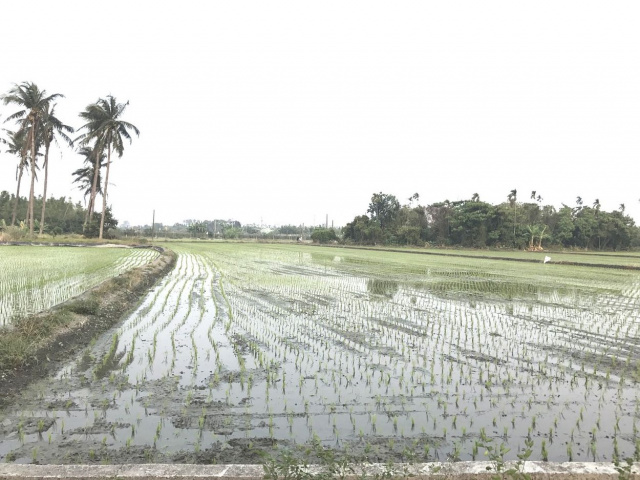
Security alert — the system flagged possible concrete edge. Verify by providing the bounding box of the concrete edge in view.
[0,462,638,480]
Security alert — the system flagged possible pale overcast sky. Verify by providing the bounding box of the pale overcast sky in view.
[1,1,639,227]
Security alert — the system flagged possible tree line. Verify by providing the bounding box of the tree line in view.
[343,191,639,250]
[0,191,117,238]
[0,82,138,239]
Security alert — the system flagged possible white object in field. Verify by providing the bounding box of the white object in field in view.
[544,256,551,264]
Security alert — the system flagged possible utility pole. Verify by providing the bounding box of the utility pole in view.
[151,210,155,239]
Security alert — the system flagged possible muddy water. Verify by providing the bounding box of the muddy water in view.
[0,245,639,464]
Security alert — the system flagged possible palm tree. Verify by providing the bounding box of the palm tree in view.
[593,198,601,216]
[73,164,103,202]
[76,96,139,239]
[2,82,64,235]
[536,225,549,249]
[530,190,536,200]
[525,224,540,249]
[2,128,29,226]
[471,193,480,202]
[72,146,105,227]
[38,104,73,234]
[526,224,548,250]
[619,203,625,213]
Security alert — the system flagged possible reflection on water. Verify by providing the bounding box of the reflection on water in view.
[1,245,639,465]
[366,278,399,299]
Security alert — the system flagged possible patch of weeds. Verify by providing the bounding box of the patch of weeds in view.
[482,436,533,480]
[112,275,129,288]
[614,457,635,480]
[66,298,100,315]
[263,448,311,480]
[0,335,31,368]
[262,440,411,480]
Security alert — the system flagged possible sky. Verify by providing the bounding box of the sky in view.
[1,1,639,228]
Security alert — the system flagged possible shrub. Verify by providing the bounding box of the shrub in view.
[1,225,29,241]
[311,228,338,244]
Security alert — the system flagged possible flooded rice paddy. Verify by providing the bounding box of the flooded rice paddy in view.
[0,243,639,464]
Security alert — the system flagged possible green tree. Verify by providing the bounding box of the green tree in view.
[343,215,382,245]
[552,206,575,246]
[426,200,453,245]
[187,221,208,237]
[367,192,400,231]
[574,207,597,248]
[507,189,518,245]
[84,206,118,238]
[2,129,29,226]
[311,228,338,244]
[519,202,543,226]
[222,227,241,239]
[449,201,499,247]
[2,82,64,235]
[38,104,73,234]
[394,205,428,245]
[72,146,105,227]
[277,225,302,235]
[76,96,139,239]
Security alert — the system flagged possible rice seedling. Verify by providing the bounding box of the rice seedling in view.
[3,242,640,463]
[0,246,158,325]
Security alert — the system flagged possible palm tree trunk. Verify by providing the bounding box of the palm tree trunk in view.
[39,144,50,235]
[84,197,92,228]
[513,205,517,246]
[11,164,24,226]
[99,144,112,240]
[28,125,37,235]
[28,162,36,234]
[87,148,101,229]
[537,226,547,249]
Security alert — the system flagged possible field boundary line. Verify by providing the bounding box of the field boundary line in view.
[311,244,640,270]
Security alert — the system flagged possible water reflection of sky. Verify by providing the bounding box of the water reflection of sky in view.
[1,247,638,464]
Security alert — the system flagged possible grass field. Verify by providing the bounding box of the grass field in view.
[0,246,159,326]
[0,243,638,464]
